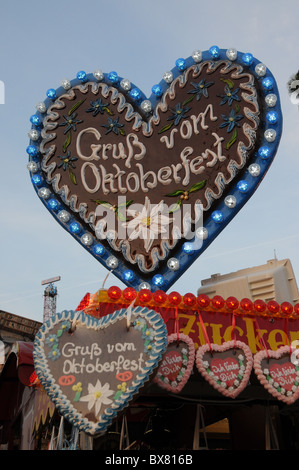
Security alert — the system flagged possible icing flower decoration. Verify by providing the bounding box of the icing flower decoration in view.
[142,328,155,342]
[61,320,71,330]
[86,98,113,116]
[48,347,61,361]
[57,151,78,171]
[167,102,191,126]
[58,112,83,134]
[220,109,244,133]
[79,380,114,418]
[133,317,147,331]
[45,334,59,347]
[102,117,125,135]
[218,85,241,106]
[57,152,78,185]
[186,79,214,102]
[144,343,154,354]
[123,197,171,252]
[159,102,191,134]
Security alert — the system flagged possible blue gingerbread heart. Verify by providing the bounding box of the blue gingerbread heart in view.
[27,47,282,292]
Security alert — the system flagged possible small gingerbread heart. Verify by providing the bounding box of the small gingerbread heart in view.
[196,340,253,398]
[33,307,167,435]
[154,333,195,393]
[253,345,299,404]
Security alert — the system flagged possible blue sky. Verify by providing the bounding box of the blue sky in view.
[1,0,299,322]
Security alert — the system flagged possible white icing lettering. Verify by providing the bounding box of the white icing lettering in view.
[159,104,218,149]
[160,128,178,149]
[76,128,146,167]
[76,127,102,161]
[125,133,146,168]
[81,162,101,193]
[136,163,157,192]
[157,166,172,185]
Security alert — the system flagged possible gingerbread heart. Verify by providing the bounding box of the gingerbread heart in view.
[33,307,167,435]
[27,47,282,291]
[253,345,299,404]
[196,340,253,398]
[154,333,195,393]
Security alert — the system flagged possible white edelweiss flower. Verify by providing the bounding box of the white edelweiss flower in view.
[79,380,114,418]
[123,197,171,252]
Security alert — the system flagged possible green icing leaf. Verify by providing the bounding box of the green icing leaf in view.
[63,132,71,152]
[188,180,207,193]
[68,99,85,116]
[225,128,238,150]
[220,78,234,89]
[169,200,182,213]
[92,200,113,209]
[165,190,185,197]
[69,170,77,185]
[158,122,174,134]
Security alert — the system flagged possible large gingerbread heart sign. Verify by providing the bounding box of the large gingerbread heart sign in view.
[33,307,167,435]
[27,47,282,291]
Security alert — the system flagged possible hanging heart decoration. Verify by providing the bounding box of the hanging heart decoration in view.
[153,333,195,393]
[253,345,299,404]
[27,47,282,291]
[33,307,167,435]
[196,340,253,398]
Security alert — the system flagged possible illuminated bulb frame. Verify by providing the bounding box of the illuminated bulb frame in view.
[27,48,282,292]
[102,287,298,319]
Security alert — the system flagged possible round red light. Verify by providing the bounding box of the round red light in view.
[212,295,225,309]
[281,301,293,316]
[168,291,182,306]
[226,296,239,310]
[153,290,167,304]
[267,300,280,314]
[240,298,253,312]
[123,287,137,302]
[138,289,152,303]
[254,299,267,313]
[294,304,299,315]
[197,294,210,308]
[183,293,197,307]
[107,286,122,300]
